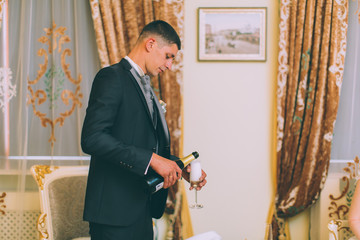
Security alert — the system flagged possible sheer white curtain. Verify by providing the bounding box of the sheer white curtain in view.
[0,1,99,239]
[4,0,99,157]
[331,0,360,160]
[309,2,360,239]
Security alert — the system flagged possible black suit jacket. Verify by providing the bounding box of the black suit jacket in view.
[81,59,171,226]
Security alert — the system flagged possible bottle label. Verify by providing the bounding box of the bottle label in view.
[155,182,164,192]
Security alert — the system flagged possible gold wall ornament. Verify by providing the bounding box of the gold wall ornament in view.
[31,165,59,190]
[27,21,83,148]
[37,212,49,240]
[0,192,6,215]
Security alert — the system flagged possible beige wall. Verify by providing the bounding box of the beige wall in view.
[183,1,279,239]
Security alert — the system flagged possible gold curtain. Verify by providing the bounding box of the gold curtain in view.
[272,0,348,238]
[88,0,190,239]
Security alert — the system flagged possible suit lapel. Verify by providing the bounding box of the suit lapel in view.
[123,61,170,144]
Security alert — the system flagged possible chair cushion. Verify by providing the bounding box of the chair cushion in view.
[48,176,90,240]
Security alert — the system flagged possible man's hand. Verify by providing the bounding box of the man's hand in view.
[182,165,207,191]
[150,153,182,189]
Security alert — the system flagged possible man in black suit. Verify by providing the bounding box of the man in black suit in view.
[81,20,207,240]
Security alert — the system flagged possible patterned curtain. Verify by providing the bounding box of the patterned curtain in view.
[272,0,348,238]
[0,1,99,239]
[88,1,189,239]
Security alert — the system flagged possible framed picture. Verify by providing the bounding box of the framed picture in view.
[198,7,267,62]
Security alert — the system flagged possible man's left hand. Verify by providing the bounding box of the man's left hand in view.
[182,165,207,191]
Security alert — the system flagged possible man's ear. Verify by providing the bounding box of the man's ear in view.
[145,38,156,52]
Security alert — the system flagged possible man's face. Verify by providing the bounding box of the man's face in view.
[145,40,178,77]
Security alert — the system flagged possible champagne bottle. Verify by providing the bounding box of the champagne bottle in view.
[145,151,199,194]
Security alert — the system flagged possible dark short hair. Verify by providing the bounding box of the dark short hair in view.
[139,20,181,50]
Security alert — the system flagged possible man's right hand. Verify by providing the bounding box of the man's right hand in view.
[149,153,182,189]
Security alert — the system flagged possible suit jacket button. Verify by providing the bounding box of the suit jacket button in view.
[152,148,156,152]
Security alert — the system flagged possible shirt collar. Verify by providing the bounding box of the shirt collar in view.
[125,56,145,77]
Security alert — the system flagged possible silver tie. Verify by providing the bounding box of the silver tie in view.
[140,75,154,120]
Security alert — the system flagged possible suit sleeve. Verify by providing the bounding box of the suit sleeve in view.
[81,67,152,176]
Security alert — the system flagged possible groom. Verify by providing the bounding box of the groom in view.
[81,20,207,240]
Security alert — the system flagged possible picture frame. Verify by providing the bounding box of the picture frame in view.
[197,7,267,62]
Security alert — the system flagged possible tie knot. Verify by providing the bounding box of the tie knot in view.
[140,75,152,97]
[141,75,151,85]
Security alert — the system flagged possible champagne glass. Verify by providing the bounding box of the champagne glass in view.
[189,160,203,209]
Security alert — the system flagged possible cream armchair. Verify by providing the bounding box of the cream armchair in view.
[31,165,90,240]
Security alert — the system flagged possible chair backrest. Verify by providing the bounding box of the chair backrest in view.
[31,165,90,240]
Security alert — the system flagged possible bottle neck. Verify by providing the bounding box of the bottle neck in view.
[180,153,196,167]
